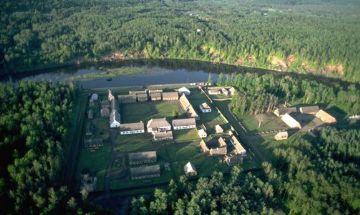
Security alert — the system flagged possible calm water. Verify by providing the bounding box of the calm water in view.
[12,65,218,89]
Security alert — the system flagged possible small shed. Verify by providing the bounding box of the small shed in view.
[198,129,207,138]
[184,162,197,177]
[274,131,288,141]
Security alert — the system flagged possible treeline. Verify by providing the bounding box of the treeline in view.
[131,169,276,214]
[0,82,97,214]
[1,0,360,82]
[222,72,360,116]
[130,126,360,214]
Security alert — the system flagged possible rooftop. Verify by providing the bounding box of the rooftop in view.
[147,118,171,129]
[172,118,196,127]
[120,121,144,131]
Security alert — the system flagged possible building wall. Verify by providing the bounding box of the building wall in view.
[120,129,145,135]
[173,125,196,130]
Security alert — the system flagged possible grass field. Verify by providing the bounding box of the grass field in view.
[188,89,231,133]
[238,113,288,133]
[121,101,186,123]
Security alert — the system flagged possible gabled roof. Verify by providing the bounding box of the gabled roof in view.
[147,118,171,129]
[218,137,227,147]
[230,136,246,155]
[300,106,320,114]
[162,92,179,99]
[154,131,173,139]
[128,151,157,163]
[281,113,301,128]
[315,109,337,123]
[120,121,144,131]
[172,118,196,127]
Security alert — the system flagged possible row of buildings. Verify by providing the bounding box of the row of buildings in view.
[207,86,236,96]
[117,87,191,104]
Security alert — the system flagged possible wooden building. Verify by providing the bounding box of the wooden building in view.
[120,121,145,135]
[118,95,137,104]
[130,165,160,180]
[136,93,148,102]
[153,131,173,141]
[274,131,288,141]
[162,92,179,101]
[199,102,212,113]
[315,109,337,124]
[299,106,320,115]
[179,95,199,119]
[128,151,157,166]
[150,92,162,101]
[281,113,301,129]
[200,140,209,153]
[147,118,172,133]
[172,118,196,130]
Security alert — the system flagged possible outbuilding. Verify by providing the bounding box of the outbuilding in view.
[184,162,197,177]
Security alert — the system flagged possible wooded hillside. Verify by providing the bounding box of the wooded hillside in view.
[1,0,360,82]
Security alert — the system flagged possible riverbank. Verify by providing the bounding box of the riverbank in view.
[1,58,359,90]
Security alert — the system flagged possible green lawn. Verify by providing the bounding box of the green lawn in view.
[121,101,185,123]
[238,113,288,133]
[77,143,111,191]
[174,129,200,142]
[188,89,231,132]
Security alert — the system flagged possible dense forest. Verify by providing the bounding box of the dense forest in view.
[1,0,360,82]
[218,72,360,116]
[132,127,360,214]
[0,82,90,214]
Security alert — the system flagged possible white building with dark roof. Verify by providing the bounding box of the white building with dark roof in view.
[172,118,196,130]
